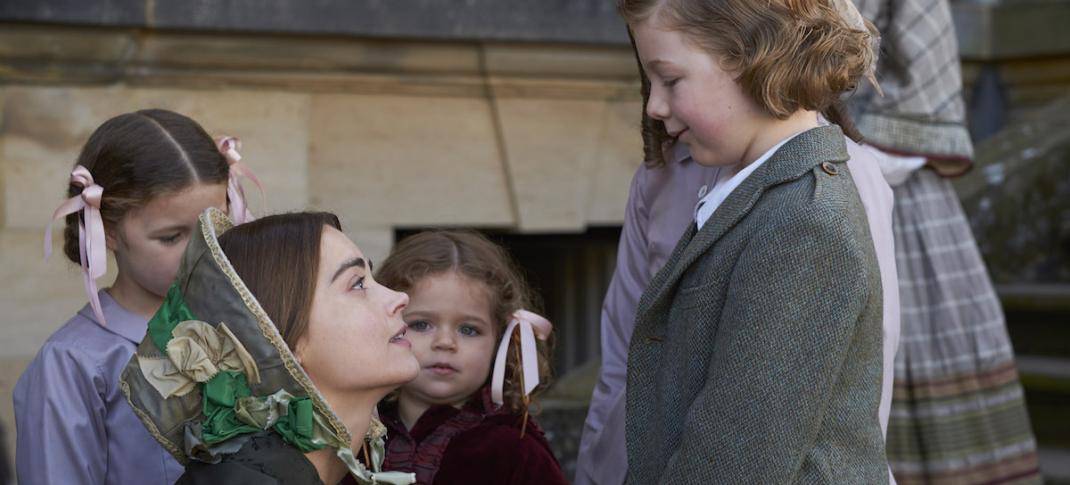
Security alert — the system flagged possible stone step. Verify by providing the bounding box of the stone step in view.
[1017,355,1070,382]
[999,284,1070,313]
[1039,447,1070,484]
[1016,355,1070,451]
[1000,284,1070,358]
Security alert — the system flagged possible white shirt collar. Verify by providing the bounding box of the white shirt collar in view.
[694,130,808,229]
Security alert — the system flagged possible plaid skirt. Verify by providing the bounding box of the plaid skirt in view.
[887,169,1042,484]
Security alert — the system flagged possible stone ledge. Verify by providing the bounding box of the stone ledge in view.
[5,0,1070,61]
[0,24,640,100]
[0,0,629,45]
[0,24,637,80]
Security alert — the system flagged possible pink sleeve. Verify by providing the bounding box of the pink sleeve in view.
[845,140,901,440]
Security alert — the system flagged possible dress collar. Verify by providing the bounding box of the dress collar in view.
[78,290,149,343]
[381,386,501,443]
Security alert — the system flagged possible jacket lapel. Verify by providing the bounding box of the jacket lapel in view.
[634,126,850,325]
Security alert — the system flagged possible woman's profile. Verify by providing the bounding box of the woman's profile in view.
[120,208,419,485]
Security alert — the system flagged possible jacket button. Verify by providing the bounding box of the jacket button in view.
[821,162,839,175]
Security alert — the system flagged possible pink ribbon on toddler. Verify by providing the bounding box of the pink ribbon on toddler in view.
[490,309,553,407]
[216,136,263,224]
[44,165,108,325]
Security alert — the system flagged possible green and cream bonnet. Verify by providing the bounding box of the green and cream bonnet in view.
[120,208,415,485]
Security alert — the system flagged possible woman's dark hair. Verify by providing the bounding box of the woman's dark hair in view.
[376,230,553,415]
[219,211,344,346]
[218,212,342,350]
[63,109,229,263]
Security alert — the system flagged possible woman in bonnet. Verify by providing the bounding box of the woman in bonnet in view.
[121,209,419,485]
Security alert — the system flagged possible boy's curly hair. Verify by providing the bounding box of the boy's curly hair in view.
[375,230,553,415]
[622,0,874,166]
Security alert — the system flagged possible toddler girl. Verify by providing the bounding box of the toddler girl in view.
[369,230,568,485]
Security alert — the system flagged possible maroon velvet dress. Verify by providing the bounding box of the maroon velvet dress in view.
[344,386,568,485]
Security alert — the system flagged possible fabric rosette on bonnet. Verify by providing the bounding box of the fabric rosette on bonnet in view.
[119,208,415,485]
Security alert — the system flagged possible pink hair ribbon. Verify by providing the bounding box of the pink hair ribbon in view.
[216,136,263,224]
[491,309,553,406]
[44,165,108,325]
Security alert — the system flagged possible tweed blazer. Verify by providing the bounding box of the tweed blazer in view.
[625,126,888,484]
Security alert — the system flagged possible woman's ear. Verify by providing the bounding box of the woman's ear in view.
[293,337,308,366]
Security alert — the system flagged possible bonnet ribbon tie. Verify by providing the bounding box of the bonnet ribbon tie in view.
[44,165,107,325]
[490,309,552,435]
[216,136,263,224]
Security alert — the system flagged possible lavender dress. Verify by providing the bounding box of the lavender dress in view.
[14,291,184,484]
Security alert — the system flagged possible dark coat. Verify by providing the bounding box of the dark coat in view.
[371,386,568,485]
[177,432,323,485]
[625,126,889,484]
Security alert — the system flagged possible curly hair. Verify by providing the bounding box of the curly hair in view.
[621,0,874,166]
[375,230,553,415]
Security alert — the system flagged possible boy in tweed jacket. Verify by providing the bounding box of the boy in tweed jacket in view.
[620,0,890,482]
